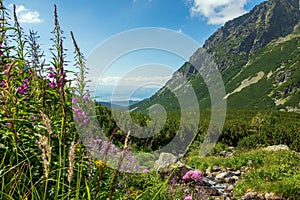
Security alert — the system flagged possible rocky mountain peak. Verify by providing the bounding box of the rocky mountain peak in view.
[202,0,300,71]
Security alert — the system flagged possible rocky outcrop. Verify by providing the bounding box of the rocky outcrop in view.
[203,0,300,71]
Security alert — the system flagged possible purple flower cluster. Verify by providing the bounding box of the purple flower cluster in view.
[85,137,141,173]
[1,80,7,88]
[73,104,89,126]
[182,170,203,183]
[47,67,66,89]
[184,195,193,200]
[83,93,90,101]
[17,78,29,95]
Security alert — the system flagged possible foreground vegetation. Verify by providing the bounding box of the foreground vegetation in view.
[187,148,300,199]
[1,1,300,199]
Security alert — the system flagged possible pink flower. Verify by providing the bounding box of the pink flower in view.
[1,80,6,87]
[49,81,56,89]
[83,118,89,126]
[48,72,55,79]
[72,98,77,103]
[182,170,203,182]
[83,93,90,101]
[17,83,28,94]
[184,195,192,200]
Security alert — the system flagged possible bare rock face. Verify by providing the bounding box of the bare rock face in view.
[263,144,290,151]
[155,152,177,171]
[203,0,300,71]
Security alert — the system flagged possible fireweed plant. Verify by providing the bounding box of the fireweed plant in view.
[0,2,209,200]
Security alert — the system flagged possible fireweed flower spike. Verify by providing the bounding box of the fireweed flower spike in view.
[17,78,29,94]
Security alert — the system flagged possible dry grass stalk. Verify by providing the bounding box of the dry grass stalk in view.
[40,111,52,134]
[35,133,51,178]
[67,141,75,183]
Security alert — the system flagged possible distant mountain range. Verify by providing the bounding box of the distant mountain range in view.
[131,0,300,113]
[100,100,140,110]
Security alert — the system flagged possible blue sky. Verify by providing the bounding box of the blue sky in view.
[5,0,266,101]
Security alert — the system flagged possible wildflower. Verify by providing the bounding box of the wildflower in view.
[184,195,193,200]
[72,97,77,103]
[1,80,6,87]
[48,71,55,78]
[182,170,203,183]
[49,81,56,88]
[94,160,104,168]
[83,93,90,101]
[83,118,89,126]
[17,83,28,94]
[117,181,124,188]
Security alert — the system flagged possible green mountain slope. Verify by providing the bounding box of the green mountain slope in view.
[130,0,300,113]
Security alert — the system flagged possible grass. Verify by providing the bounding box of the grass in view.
[186,147,300,199]
[1,1,300,199]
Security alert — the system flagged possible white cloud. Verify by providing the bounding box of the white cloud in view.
[10,4,42,24]
[188,0,248,25]
[177,29,183,33]
[95,75,171,86]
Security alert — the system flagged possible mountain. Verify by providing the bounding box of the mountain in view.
[100,100,140,110]
[130,0,300,112]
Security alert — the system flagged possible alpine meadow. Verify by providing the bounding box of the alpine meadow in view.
[1,0,300,200]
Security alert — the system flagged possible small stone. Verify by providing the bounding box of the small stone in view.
[240,166,249,172]
[212,171,221,176]
[224,177,235,183]
[264,144,290,151]
[226,167,233,171]
[257,193,264,199]
[225,184,234,192]
[205,188,219,196]
[213,165,221,172]
[243,191,257,199]
[232,176,239,181]
[228,146,235,150]
[248,160,253,166]
[226,152,234,157]
[265,192,284,200]
[216,172,229,181]
[234,170,241,176]
[206,166,212,175]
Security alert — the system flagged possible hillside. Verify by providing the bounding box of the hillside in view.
[130,0,300,112]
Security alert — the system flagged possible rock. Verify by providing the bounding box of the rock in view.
[247,160,253,166]
[216,172,229,181]
[257,193,265,199]
[264,144,290,151]
[224,177,235,183]
[210,196,224,200]
[206,166,212,175]
[204,188,219,196]
[213,165,222,172]
[155,152,177,171]
[219,151,234,157]
[242,191,258,199]
[240,166,250,173]
[225,184,234,192]
[265,192,285,200]
[234,170,241,176]
[232,176,239,181]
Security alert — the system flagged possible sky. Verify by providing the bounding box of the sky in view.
[5,0,266,102]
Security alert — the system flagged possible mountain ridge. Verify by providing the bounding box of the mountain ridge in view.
[131,0,300,112]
